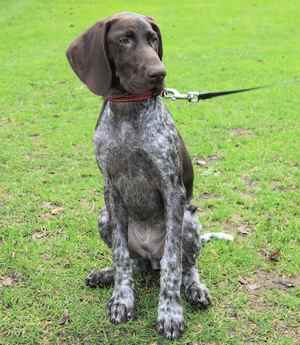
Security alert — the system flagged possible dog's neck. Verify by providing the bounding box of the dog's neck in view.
[108,97,160,119]
[105,87,161,118]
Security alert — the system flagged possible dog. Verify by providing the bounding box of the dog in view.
[66,12,213,339]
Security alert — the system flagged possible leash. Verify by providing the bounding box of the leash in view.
[162,76,300,103]
[106,77,300,103]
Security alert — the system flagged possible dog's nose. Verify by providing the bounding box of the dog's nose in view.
[148,67,166,81]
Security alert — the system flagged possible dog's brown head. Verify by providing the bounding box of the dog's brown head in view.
[66,12,166,96]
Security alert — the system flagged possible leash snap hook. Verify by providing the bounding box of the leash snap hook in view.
[162,88,187,100]
[187,91,200,103]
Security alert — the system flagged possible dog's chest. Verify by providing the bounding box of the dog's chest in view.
[94,99,180,217]
[94,100,180,180]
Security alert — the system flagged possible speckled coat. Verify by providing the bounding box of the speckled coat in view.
[92,97,211,339]
[66,12,212,340]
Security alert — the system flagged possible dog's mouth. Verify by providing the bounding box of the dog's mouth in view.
[150,84,164,96]
[142,76,166,96]
[148,71,166,96]
[124,81,164,96]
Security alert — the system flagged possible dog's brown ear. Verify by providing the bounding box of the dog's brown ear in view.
[66,21,111,96]
[146,16,163,60]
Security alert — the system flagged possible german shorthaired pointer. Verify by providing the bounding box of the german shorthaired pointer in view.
[67,12,212,339]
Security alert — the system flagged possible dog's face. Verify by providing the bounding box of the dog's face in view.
[107,15,166,95]
[66,13,166,96]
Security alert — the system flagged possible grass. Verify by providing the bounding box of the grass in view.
[0,1,299,344]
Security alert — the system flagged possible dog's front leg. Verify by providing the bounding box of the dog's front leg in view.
[107,187,135,324]
[157,183,185,339]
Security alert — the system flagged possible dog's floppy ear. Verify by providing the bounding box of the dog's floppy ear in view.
[146,16,163,60]
[66,20,112,96]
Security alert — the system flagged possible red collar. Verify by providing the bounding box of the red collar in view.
[107,91,154,103]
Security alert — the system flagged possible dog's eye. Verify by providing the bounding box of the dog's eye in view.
[119,37,131,45]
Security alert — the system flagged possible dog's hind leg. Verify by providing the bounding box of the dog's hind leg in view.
[85,207,113,287]
[86,257,152,288]
[86,207,151,288]
[86,267,114,288]
[181,206,211,308]
[182,265,211,308]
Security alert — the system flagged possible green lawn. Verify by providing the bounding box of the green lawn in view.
[0,1,299,344]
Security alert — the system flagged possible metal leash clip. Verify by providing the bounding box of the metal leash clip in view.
[162,88,202,102]
[186,91,201,102]
[162,88,187,100]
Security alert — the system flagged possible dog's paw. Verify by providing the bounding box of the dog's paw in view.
[185,282,211,309]
[85,268,114,288]
[107,288,135,324]
[157,303,184,339]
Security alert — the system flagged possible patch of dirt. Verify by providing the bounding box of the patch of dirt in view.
[271,180,296,192]
[224,300,266,339]
[236,270,300,343]
[240,176,259,200]
[0,117,16,126]
[230,128,255,137]
[193,154,221,167]
[0,185,10,203]
[0,272,22,288]
[238,175,258,201]
[197,192,223,200]
[41,201,60,209]
[40,213,53,220]
[222,214,254,237]
[32,226,63,241]
[271,181,284,191]
[58,309,71,326]
[239,190,257,203]
[272,319,300,343]
[241,176,258,189]
[238,270,300,296]
[224,270,300,343]
[51,207,64,215]
[40,202,64,219]
[79,198,96,212]
[260,248,282,262]
[32,226,50,240]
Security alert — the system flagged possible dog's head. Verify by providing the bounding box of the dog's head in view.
[66,12,166,96]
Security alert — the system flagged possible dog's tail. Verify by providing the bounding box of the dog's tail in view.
[186,205,234,245]
[200,232,234,244]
